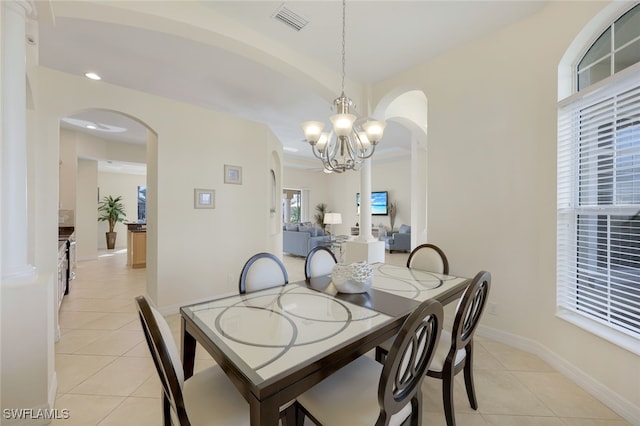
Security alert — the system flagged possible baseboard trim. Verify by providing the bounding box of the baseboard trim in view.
[477,325,640,425]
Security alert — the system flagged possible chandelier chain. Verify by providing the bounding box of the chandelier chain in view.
[341,0,346,95]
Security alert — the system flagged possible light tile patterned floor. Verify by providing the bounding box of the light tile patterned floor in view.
[53,250,630,425]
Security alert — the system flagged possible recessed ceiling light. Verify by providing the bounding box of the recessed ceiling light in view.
[283,146,299,152]
[84,72,101,81]
[61,117,127,133]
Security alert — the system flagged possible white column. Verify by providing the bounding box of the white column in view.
[346,159,385,264]
[283,193,291,223]
[412,135,428,247]
[1,0,37,283]
[357,159,373,241]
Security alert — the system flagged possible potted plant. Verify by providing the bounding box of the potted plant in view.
[314,203,327,228]
[98,195,127,249]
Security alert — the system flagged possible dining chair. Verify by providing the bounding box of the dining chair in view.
[304,246,337,280]
[238,252,289,294]
[373,271,491,426]
[375,243,450,363]
[296,298,444,426]
[426,270,491,426]
[406,243,449,274]
[135,295,249,426]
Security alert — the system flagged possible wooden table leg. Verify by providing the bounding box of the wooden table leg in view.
[181,316,196,380]
[249,393,280,426]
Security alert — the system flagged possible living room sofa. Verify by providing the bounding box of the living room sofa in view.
[381,224,411,253]
[283,223,330,257]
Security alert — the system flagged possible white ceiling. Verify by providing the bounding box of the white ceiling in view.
[37,1,547,169]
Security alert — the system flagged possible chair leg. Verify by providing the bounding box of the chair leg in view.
[162,395,171,426]
[442,366,457,426]
[294,401,307,426]
[410,391,422,426]
[281,402,297,426]
[463,345,478,410]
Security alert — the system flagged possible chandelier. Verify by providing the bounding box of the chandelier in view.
[301,0,386,173]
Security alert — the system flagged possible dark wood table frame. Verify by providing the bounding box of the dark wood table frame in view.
[181,274,469,426]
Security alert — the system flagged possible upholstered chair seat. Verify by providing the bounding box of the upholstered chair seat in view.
[426,330,466,372]
[181,365,248,425]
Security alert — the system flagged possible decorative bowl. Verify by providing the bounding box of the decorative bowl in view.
[331,261,373,293]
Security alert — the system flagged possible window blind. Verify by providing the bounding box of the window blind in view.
[557,67,640,342]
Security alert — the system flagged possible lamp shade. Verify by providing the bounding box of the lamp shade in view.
[330,113,356,137]
[323,213,342,225]
[316,132,329,152]
[362,120,386,143]
[301,121,325,143]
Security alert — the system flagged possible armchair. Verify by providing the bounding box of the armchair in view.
[383,224,411,253]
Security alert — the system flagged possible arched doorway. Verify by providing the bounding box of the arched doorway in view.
[374,89,429,246]
[58,109,153,260]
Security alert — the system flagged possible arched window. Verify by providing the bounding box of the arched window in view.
[577,4,640,89]
[557,3,640,353]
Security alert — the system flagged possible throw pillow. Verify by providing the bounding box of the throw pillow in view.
[299,225,312,235]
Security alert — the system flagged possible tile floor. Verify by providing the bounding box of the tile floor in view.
[53,250,630,425]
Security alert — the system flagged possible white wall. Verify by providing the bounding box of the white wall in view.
[284,159,412,238]
[77,159,98,261]
[59,129,78,211]
[37,67,283,312]
[373,0,639,418]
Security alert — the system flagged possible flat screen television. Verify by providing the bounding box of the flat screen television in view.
[356,191,388,216]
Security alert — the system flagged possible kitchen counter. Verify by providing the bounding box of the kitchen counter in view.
[127,226,146,268]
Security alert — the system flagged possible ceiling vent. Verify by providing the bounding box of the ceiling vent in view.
[272,4,309,32]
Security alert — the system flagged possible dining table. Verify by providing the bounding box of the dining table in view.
[180,263,470,426]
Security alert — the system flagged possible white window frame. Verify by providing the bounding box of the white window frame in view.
[557,62,640,355]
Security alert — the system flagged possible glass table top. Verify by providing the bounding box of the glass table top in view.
[371,263,468,301]
[183,284,393,384]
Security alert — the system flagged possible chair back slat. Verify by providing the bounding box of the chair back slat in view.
[406,243,449,275]
[239,252,289,294]
[452,271,491,349]
[377,299,443,425]
[305,246,337,279]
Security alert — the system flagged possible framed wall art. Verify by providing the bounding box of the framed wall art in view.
[194,188,215,209]
[224,164,242,185]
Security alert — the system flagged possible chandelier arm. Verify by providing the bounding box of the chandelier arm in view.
[352,130,375,159]
[321,136,343,172]
[357,144,377,160]
[343,136,358,163]
[310,145,326,161]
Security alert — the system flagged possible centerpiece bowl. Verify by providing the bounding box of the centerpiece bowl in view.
[331,261,373,294]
